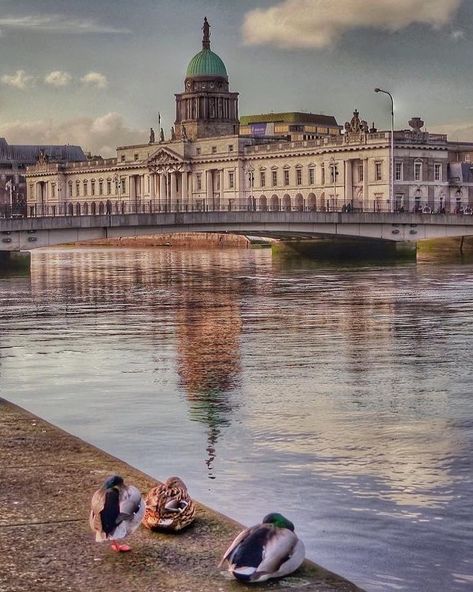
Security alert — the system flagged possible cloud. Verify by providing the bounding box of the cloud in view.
[80,71,108,89]
[0,14,129,34]
[430,121,473,142]
[44,70,72,87]
[243,0,462,49]
[0,112,145,157]
[450,29,465,41]
[1,69,34,90]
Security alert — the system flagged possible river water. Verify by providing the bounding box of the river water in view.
[1,247,472,591]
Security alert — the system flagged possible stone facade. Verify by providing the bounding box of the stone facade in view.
[25,21,473,217]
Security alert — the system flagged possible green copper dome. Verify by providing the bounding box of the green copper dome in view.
[186,48,228,79]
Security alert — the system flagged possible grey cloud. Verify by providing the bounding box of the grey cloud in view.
[0,14,130,34]
[243,0,462,49]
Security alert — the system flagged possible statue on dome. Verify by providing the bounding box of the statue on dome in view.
[149,127,155,144]
[202,17,210,49]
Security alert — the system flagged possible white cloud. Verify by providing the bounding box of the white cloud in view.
[243,0,462,49]
[1,69,34,90]
[80,71,108,89]
[430,121,473,142]
[0,15,129,34]
[0,112,145,157]
[451,29,465,41]
[44,70,72,87]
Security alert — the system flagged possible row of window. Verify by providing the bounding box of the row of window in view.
[395,161,442,182]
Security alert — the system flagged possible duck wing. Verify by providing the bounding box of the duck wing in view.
[254,528,300,578]
[90,487,121,537]
[218,526,257,567]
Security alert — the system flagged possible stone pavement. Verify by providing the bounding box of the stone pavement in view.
[0,398,365,592]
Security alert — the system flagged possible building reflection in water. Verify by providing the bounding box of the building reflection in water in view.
[174,250,243,479]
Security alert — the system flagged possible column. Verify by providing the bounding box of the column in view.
[363,158,369,211]
[182,171,188,210]
[206,170,213,210]
[219,169,224,211]
[170,172,177,211]
[159,173,165,211]
[344,160,353,206]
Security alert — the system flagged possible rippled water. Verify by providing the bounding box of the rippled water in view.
[1,247,472,591]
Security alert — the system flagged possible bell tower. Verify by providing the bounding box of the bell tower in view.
[175,18,239,140]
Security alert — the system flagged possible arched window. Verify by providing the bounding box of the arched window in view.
[282,194,291,212]
[308,193,316,211]
[259,195,267,211]
[67,203,74,216]
[83,202,89,215]
[75,202,81,216]
[270,194,280,211]
[98,201,105,214]
[295,194,304,212]
[83,180,88,196]
[91,202,96,215]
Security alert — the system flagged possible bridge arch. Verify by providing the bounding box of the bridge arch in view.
[270,194,280,211]
[259,195,267,211]
[282,194,291,212]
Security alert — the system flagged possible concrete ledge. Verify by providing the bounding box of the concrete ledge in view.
[0,398,364,592]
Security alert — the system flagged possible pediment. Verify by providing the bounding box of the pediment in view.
[147,146,184,166]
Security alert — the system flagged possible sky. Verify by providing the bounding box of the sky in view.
[1,0,473,155]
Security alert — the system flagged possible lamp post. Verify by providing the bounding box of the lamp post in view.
[248,164,255,211]
[374,88,394,212]
[5,179,13,218]
[329,156,337,211]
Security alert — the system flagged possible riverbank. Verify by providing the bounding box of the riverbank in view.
[0,398,364,592]
[80,232,250,249]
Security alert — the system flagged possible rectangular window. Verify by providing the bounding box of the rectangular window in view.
[121,154,125,162]
[228,171,234,189]
[211,146,217,154]
[260,171,266,187]
[358,163,364,182]
[434,163,442,181]
[395,162,403,181]
[283,169,290,186]
[196,173,202,191]
[228,145,234,152]
[296,169,302,185]
[51,184,56,198]
[321,166,325,185]
[121,178,126,194]
[107,180,111,195]
[134,153,139,161]
[76,181,80,197]
[375,162,382,181]
[272,170,277,186]
[91,181,95,196]
[99,181,103,195]
[83,181,88,195]
[414,162,422,181]
[309,168,315,185]
[330,165,338,183]
[196,147,201,155]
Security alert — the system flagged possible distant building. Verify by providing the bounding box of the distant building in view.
[0,139,85,216]
[25,19,473,216]
[240,112,341,141]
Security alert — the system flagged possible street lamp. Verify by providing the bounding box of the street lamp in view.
[374,88,395,212]
[247,164,255,211]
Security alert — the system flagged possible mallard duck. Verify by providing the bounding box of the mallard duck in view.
[143,476,196,532]
[219,512,305,583]
[89,475,145,552]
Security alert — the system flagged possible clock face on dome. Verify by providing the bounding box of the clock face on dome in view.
[186,80,192,90]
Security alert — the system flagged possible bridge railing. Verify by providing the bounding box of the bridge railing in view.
[4,198,472,219]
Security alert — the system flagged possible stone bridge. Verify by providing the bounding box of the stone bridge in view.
[1,211,473,253]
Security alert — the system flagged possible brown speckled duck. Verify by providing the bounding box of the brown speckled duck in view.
[142,476,196,532]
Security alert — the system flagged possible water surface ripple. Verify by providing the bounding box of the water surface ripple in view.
[1,247,472,591]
